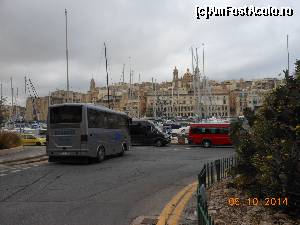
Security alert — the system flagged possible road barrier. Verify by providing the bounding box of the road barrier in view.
[197,156,237,225]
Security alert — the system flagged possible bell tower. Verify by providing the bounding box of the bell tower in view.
[173,66,179,88]
[90,78,96,91]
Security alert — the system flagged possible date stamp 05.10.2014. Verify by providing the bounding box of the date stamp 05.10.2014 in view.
[228,197,288,207]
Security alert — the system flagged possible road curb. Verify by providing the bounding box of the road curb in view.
[157,181,198,225]
[0,154,47,164]
[0,145,24,156]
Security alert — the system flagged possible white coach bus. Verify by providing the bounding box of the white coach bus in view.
[46,103,131,162]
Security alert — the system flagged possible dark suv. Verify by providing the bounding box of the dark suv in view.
[129,119,170,146]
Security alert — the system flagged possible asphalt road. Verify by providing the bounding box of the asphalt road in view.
[0,145,234,225]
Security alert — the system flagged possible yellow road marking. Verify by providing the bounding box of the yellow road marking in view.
[167,183,197,224]
[156,181,197,225]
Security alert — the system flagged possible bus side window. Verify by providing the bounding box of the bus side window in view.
[205,128,211,134]
[120,116,128,129]
[112,114,120,129]
[220,128,229,134]
[190,127,198,134]
[106,113,114,129]
[214,128,221,134]
[88,109,97,128]
[191,127,204,134]
[210,128,216,134]
[223,128,229,134]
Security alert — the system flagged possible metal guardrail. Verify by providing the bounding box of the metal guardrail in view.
[197,156,237,225]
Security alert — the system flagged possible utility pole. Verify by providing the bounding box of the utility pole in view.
[104,42,110,109]
[65,9,70,103]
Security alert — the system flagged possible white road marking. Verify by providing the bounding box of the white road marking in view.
[22,167,30,170]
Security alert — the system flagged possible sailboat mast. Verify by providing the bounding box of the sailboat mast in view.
[104,42,110,109]
[195,48,202,121]
[138,73,141,118]
[65,9,70,103]
[191,47,197,118]
[10,77,14,118]
[122,64,125,84]
[287,35,290,76]
[202,43,205,76]
[24,76,27,94]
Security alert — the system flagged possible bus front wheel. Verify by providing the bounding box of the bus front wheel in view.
[97,146,105,162]
[202,140,211,148]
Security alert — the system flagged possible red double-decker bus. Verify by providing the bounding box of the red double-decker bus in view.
[188,123,232,147]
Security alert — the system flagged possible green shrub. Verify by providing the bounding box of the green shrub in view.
[0,131,22,149]
[230,60,300,214]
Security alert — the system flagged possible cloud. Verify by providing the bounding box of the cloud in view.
[0,0,299,106]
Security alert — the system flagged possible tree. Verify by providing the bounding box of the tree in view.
[295,59,300,79]
[231,60,300,214]
[0,97,7,127]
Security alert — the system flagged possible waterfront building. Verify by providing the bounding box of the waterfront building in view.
[24,68,282,121]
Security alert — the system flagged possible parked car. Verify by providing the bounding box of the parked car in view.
[173,126,190,135]
[188,123,232,147]
[129,119,171,146]
[20,134,46,146]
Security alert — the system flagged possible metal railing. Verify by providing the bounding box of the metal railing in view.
[197,156,237,225]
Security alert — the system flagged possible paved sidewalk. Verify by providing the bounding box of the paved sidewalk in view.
[0,146,46,163]
[179,191,198,225]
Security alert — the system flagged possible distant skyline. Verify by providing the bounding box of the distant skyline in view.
[0,0,299,106]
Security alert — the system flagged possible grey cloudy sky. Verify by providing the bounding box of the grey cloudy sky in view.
[0,0,299,106]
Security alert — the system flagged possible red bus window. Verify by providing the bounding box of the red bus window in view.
[204,128,211,134]
[220,128,229,134]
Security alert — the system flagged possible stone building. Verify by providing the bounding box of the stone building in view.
[25,96,49,121]
[24,69,282,121]
[145,67,230,118]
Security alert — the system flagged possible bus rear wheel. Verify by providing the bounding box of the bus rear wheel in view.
[97,146,105,162]
[202,140,211,148]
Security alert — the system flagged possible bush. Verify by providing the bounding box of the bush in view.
[0,131,22,149]
[230,61,300,214]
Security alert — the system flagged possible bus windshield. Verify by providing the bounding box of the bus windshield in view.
[50,106,82,124]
